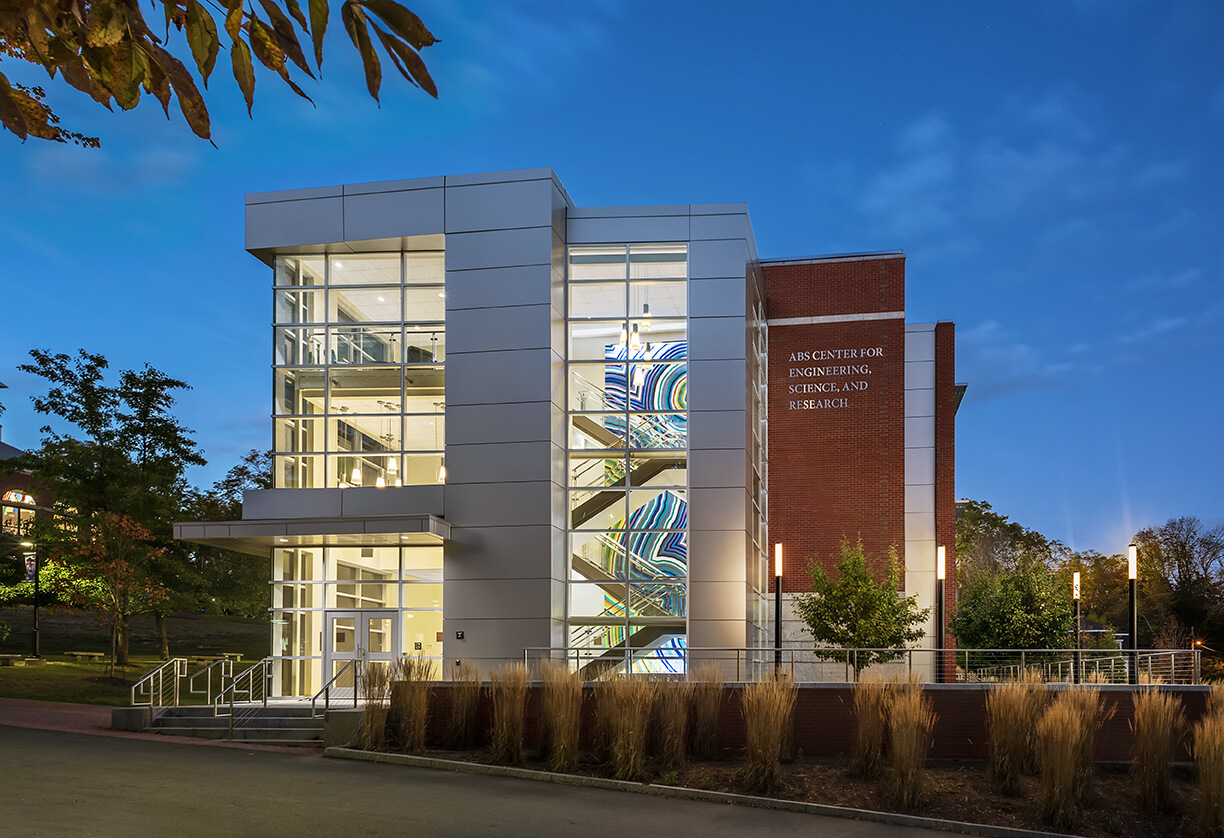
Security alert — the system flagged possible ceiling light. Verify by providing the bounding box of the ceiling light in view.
[351,467,363,487]
[375,476,386,489]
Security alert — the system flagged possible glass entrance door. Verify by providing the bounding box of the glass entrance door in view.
[324,609,400,698]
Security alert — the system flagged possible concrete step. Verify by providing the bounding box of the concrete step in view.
[153,715,323,730]
[156,705,317,719]
[153,726,324,746]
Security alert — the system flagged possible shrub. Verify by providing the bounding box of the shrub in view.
[1206,684,1224,719]
[1196,710,1224,836]
[597,675,657,780]
[741,669,797,795]
[1131,688,1185,811]
[690,663,725,760]
[986,670,1045,795]
[389,656,434,752]
[357,663,390,751]
[850,674,890,779]
[538,659,583,773]
[652,678,695,769]
[889,684,935,809]
[445,660,481,748]
[489,663,528,764]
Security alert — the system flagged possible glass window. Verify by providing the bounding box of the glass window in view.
[330,287,402,323]
[404,252,444,284]
[329,255,401,285]
[276,289,325,324]
[569,246,627,281]
[629,245,687,279]
[404,286,446,321]
[275,256,324,287]
[570,282,626,319]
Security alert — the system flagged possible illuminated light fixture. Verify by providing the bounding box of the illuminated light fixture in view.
[395,477,403,487]
[774,542,783,578]
[434,400,445,483]
[335,261,343,269]
[1128,543,1138,580]
[339,481,349,489]
[351,467,363,487]
[20,541,34,548]
[629,323,642,353]
[377,296,385,303]
[936,545,946,581]
[438,291,445,298]
[632,365,646,388]
[618,324,628,346]
[1073,571,1081,601]
[640,302,651,334]
[437,459,447,483]
[375,476,386,489]
[387,458,398,474]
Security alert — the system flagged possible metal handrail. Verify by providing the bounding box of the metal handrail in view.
[524,645,1204,685]
[310,658,363,719]
[214,657,273,719]
[187,658,234,704]
[131,658,188,708]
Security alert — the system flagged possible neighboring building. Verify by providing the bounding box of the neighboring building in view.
[1,430,52,539]
[174,168,958,695]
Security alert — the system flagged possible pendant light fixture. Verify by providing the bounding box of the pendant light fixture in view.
[434,401,446,483]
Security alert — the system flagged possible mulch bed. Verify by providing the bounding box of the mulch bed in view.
[385,746,1197,837]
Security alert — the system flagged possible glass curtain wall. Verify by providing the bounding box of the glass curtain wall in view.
[749,300,769,667]
[272,253,446,489]
[270,545,443,696]
[567,245,689,674]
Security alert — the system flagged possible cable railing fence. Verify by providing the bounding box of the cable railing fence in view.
[524,645,1203,685]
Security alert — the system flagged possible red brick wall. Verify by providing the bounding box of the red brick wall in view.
[402,683,1210,763]
[935,322,957,671]
[763,256,907,590]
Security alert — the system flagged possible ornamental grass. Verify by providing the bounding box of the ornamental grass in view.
[850,673,890,779]
[690,663,725,761]
[538,659,583,773]
[652,677,695,769]
[986,670,1046,795]
[445,660,481,748]
[740,669,797,795]
[1131,687,1185,812]
[1036,686,1113,828]
[596,675,657,780]
[389,655,434,752]
[356,663,390,752]
[1196,709,1224,837]
[489,662,528,764]
[888,683,936,809]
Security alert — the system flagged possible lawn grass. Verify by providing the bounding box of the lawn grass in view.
[0,607,269,706]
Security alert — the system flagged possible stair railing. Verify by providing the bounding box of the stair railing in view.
[311,658,363,719]
[131,658,188,712]
[214,658,273,718]
[187,658,234,704]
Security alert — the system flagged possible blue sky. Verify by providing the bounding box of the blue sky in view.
[1,1,1220,555]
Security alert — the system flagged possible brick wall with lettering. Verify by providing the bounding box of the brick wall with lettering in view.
[764,256,907,591]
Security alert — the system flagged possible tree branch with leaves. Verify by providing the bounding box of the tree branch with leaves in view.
[0,0,437,144]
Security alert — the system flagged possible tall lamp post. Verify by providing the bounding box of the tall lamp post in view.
[20,540,40,660]
[935,545,945,684]
[774,543,783,674]
[1129,543,1139,685]
[1072,571,1081,684]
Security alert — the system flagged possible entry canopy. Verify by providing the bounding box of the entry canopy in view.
[173,513,449,557]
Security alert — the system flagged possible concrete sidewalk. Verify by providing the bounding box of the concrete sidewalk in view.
[0,698,314,754]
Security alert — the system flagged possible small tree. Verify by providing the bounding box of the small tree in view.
[47,512,170,674]
[792,539,929,680]
[950,562,1075,667]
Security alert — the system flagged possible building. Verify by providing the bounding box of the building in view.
[174,168,958,695]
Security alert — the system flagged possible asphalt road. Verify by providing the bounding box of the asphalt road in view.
[0,725,950,837]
